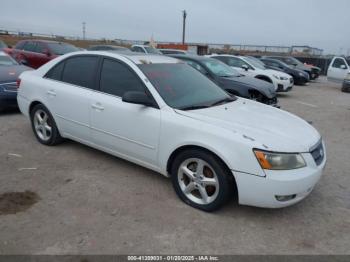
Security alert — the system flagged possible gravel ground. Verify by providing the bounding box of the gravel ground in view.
[0,77,349,255]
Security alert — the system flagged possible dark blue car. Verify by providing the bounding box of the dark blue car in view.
[0,51,31,111]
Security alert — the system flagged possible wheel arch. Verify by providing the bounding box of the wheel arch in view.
[255,75,272,83]
[166,144,238,198]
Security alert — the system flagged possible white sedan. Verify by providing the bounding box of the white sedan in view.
[17,51,326,211]
[210,55,294,92]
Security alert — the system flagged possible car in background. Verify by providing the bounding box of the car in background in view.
[159,49,187,55]
[327,56,350,83]
[4,40,80,69]
[17,51,326,211]
[342,73,350,93]
[88,45,129,51]
[211,55,294,92]
[265,56,320,80]
[0,40,8,50]
[170,54,278,106]
[131,44,162,54]
[260,58,310,85]
[0,51,31,111]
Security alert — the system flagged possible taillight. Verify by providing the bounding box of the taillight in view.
[16,78,21,89]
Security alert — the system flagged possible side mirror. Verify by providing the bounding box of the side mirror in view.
[122,91,155,107]
[241,64,249,71]
[340,65,347,70]
[20,60,29,66]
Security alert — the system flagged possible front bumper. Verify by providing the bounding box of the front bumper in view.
[233,142,326,208]
[342,80,350,93]
[276,78,294,92]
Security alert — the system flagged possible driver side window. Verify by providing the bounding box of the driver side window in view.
[332,58,347,69]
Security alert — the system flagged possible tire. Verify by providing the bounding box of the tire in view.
[30,104,64,146]
[170,149,233,212]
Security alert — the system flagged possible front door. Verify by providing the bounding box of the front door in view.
[327,57,349,82]
[90,58,161,168]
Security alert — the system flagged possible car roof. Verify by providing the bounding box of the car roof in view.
[169,54,213,62]
[79,50,180,65]
[18,39,70,44]
[0,51,8,56]
[90,44,127,48]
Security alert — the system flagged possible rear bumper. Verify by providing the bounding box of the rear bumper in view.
[0,91,18,109]
[233,146,326,208]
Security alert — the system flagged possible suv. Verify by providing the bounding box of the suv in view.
[131,45,162,54]
[4,40,79,68]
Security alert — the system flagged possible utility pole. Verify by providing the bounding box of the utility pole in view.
[82,22,86,40]
[182,10,187,44]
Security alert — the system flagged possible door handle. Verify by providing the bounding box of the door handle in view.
[91,103,104,111]
[47,90,56,97]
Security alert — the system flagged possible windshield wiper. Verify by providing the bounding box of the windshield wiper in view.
[210,97,236,107]
[179,105,211,111]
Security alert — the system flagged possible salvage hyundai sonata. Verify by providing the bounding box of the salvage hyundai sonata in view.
[17,51,326,211]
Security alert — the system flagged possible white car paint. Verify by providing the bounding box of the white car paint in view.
[210,55,294,92]
[131,44,162,55]
[327,56,350,82]
[17,51,326,209]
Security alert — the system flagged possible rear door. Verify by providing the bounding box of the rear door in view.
[327,57,350,82]
[44,55,99,143]
[33,42,51,68]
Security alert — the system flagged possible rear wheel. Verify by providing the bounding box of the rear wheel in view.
[30,104,64,146]
[170,149,233,211]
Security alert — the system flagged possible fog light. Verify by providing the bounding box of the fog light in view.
[275,194,296,202]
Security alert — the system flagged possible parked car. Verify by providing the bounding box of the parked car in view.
[170,54,278,106]
[342,73,350,93]
[327,56,350,83]
[17,51,326,211]
[0,51,31,111]
[159,49,187,55]
[131,44,162,54]
[88,45,129,51]
[264,56,320,80]
[260,58,310,85]
[4,40,80,69]
[0,40,8,50]
[211,55,294,92]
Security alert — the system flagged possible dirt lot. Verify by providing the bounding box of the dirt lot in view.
[0,77,349,255]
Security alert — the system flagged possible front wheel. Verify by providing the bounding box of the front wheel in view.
[170,149,233,212]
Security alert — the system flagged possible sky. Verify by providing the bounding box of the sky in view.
[1,0,349,55]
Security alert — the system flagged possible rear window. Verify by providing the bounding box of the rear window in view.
[47,43,79,55]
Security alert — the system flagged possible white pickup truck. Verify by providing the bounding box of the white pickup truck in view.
[327,56,350,82]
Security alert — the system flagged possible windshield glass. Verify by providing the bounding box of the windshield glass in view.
[138,63,233,110]
[284,57,304,66]
[202,59,240,77]
[245,57,266,70]
[47,43,80,55]
[144,47,162,54]
[0,55,18,66]
[0,41,7,49]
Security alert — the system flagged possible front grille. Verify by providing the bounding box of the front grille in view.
[310,140,324,166]
[0,82,17,92]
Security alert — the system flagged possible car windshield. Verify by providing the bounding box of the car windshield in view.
[245,57,266,70]
[47,43,80,55]
[144,47,162,54]
[0,41,7,49]
[284,57,304,66]
[202,59,240,77]
[0,55,18,66]
[138,63,234,110]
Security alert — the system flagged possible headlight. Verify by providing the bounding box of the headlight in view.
[273,74,287,80]
[299,72,304,77]
[280,76,288,80]
[253,150,306,170]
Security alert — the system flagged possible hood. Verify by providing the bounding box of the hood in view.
[0,65,32,83]
[175,98,320,153]
[219,75,276,98]
[265,69,291,78]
